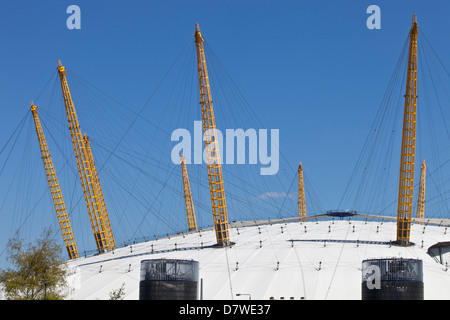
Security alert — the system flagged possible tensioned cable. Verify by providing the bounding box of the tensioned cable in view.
[33,71,57,105]
[337,34,409,212]
[25,39,193,250]
[420,28,450,77]
[0,110,29,169]
[417,34,450,218]
[69,38,192,177]
[1,111,90,255]
[67,71,173,138]
[203,41,301,208]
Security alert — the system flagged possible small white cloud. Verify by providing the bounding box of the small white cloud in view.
[257,192,293,200]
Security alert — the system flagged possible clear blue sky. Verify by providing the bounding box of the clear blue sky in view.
[0,1,449,259]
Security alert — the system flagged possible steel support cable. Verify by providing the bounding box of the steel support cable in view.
[143,50,196,220]
[204,41,299,219]
[324,221,353,300]
[420,47,445,161]
[420,28,450,78]
[109,173,181,240]
[377,91,402,213]
[427,174,450,218]
[304,172,329,214]
[66,72,175,164]
[22,120,40,222]
[33,71,58,105]
[368,71,414,214]
[39,110,90,245]
[0,110,29,174]
[51,42,191,244]
[275,171,297,219]
[353,43,408,211]
[0,116,30,216]
[40,113,80,179]
[342,35,408,208]
[204,40,297,196]
[202,42,273,143]
[0,116,36,238]
[150,46,198,231]
[338,35,409,211]
[95,147,185,233]
[421,39,450,145]
[426,184,450,213]
[418,42,450,218]
[112,176,172,241]
[281,221,308,298]
[13,138,31,230]
[187,42,293,223]
[95,143,284,229]
[64,76,139,168]
[67,39,192,180]
[418,44,440,218]
[174,45,196,131]
[128,165,180,241]
[5,103,80,251]
[38,114,89,245]
[173,43,212,227]
[364,81,404,214]
[90,125,172,238]
[4,118,37,233]
[92,139,200,235]
[99,136,285,218]
[66,71,173,137]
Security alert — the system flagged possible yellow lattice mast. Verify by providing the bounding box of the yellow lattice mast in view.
[298,162,306,222]
[57,60,115,253]
[416,159,426,223]
[180,153,197,231]
[83,133,115,249]
[396,15,418,245]
[30,102,79,259]
[194,23,230,246]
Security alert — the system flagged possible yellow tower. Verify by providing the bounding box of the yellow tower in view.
[180,153,197,231]
[298,162,306,222]
[30,102,79,259]
[57,60,115,253]
[396,15,418,245]
[83,133,115,249]
[194,23,231,246]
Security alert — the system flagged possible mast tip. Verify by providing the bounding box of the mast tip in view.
[412,13,417,23]
[57,59,62,67]
[195,23,200,32]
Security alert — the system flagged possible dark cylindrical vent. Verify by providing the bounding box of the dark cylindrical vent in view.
[139,259,199,300]
[361,258,423,300]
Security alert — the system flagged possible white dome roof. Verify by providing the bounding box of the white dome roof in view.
[65,216,450,300]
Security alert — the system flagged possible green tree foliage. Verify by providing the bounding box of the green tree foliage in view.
[0,228,69,300]
[109,282,126,300]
